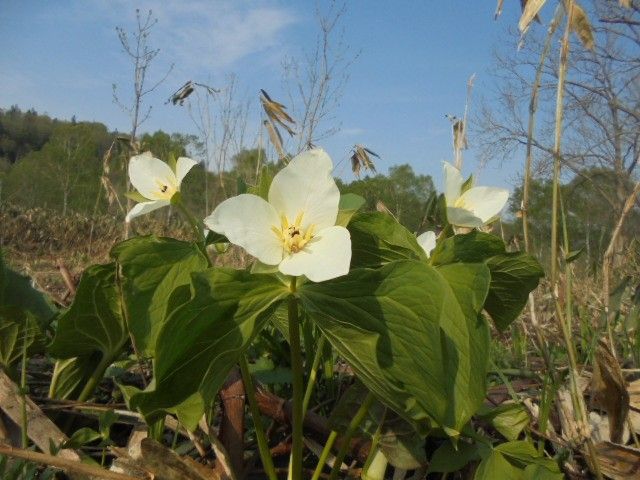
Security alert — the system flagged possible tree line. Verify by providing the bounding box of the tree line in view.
[1,105,637,269]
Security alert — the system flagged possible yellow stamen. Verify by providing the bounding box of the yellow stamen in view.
[271,211,316,255]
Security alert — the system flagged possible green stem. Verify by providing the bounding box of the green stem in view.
[77,350,120,402]
[288,277,304,479]
[174,198,212,270]
[239,356,278,480]
[302,335,326,418]
[174,198,205,242]
[20,334,28,449]
[310,431,339,480]
[361,409,386,478]
[327,392,375,480]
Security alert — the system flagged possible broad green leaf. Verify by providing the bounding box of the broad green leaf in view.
[299,260,490,436]
[49,264,127,360]
[124,268,289,427]
[437,263,491,418]
[0,253,56,326]
[524,464,564,480]
[49,356,102,399]
[496,441,562,474]
[111,236,209,355]
[427,440,479,473]
[347,212,427,268]
[477,403,530,441]
[336,193,366,227]
[485,253,544,331]
[429,233,543,330]
[49,264,128,400]
[0,307,45,370]
[430,231,505,266]
[474,449,523,480]
[496,440,548,466]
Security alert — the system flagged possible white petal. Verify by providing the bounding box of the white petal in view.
[278,226,351,282]
[204,194,283,265]
[268,149,339,231]
[417,231,437,258]
[443,162,464,205]
[175,157,198,186]
[125,199,170,222]
[446,207,484,228]
[456,186,509,224]
[129,153,178,200]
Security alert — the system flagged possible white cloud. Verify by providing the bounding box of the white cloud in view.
[88,0,298,73]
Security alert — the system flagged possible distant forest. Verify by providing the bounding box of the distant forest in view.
[1,105,637,267]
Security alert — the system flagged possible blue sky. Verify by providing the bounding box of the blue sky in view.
[0,1,527,190]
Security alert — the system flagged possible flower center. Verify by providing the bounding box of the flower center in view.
[155,178,177,200]
[271,212,316,254]
[453,196,471,210]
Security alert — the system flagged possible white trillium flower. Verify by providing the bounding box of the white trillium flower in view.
[416,231,437,258]
[443,162,509,228]
[125,152,198,222]
[204,149,351,282]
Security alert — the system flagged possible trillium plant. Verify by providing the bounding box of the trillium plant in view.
[47,147,547,479]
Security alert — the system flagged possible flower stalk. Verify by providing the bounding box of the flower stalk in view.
[238,356,278,480]
[288,276,304,478]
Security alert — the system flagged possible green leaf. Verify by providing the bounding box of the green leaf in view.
[430,231,505,266]
[124,268,289,427]
[477,403,530,441]
[0,253,51,371]
[347,212,427,269]
[461,174,474,194]
[565,247,584,264]
[427,440,480,473]
[99,410,118,439]
[248,165,273,200]
[124,191,149,204]
[0,308,46,371]
[299,260,490,436]
[236,176,248,195]
[474,450,524,480]
[49,264,127,359]
[0,253,56,326]
[49,356,102,399]
[336,193,366,227]
[496,441,562,474]
[484,253,544,331]
[524,464,564,480]
[111,236,209,355]
[48,264,128,398]
[61,427,102,449]
[437,263,491,418]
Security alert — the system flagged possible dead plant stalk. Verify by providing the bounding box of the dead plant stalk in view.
[551,1,602,477]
